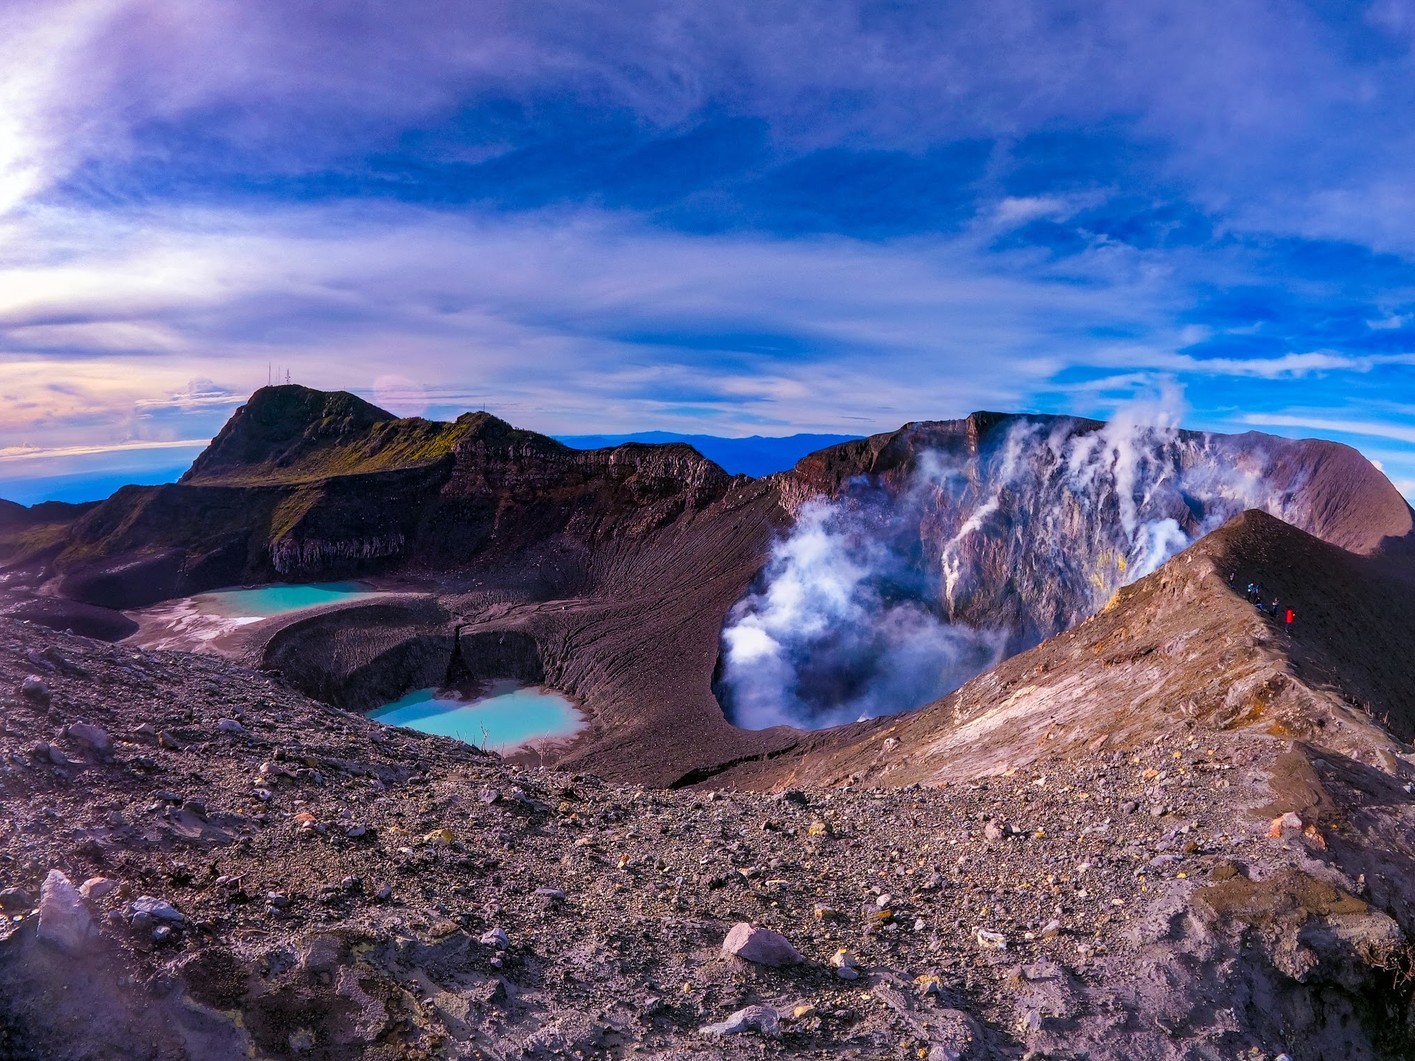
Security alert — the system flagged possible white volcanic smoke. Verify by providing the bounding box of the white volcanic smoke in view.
[721,500,1011,730]
[721,401,1298,730]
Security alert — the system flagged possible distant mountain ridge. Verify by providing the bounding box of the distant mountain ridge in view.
[555,431,863,478]
[0,423,861,510]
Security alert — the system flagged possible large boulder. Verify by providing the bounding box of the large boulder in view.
[37,870,96,953]
[721,922,803,966]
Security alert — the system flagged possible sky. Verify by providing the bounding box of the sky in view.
[1,0,1413,505]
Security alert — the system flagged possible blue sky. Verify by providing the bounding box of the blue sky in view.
[0,0,1413,503]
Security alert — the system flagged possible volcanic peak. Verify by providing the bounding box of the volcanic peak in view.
[181,385,398,482]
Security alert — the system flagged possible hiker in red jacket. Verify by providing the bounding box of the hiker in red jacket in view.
[1284,607,1295,632]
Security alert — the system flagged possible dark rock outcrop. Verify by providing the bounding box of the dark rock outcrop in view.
[258,598,549,712]
[0,597,137,641]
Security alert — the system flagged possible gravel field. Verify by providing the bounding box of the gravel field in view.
[2,618,1413,1059]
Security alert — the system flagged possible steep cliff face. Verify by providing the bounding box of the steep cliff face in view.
[721,412,1414,729]
[412,413,737,569]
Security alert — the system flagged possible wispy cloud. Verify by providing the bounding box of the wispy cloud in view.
[0,437,209,462]
[1095,349,1415,380]
[1240,413,1415,447]
[1,1,1414,504]
[0,202,1171,438]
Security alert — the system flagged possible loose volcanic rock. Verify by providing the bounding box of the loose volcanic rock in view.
[19,676,50,705]
[79,877,117,900]
[700,1004,782,1038]
[830,948,862,980]
[65,722,110,755]
[0,610,1412,1058]
[721,922,804,966]
[129,897,184,923]
[0,888,35,912]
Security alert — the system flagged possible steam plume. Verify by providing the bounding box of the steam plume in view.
[720,399,1296,729]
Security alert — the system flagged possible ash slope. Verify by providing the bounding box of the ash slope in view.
[3,606,1415,1060]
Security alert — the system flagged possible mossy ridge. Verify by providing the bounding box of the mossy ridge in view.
[183,386,602,489]
[57,484,283,566]
[183,410,578,488]
[186,417,466,486]
[0,521,74,566]
[0,501,96,566]
[268,486,329,543]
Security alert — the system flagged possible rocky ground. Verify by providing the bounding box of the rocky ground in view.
[2,616,1413,1059]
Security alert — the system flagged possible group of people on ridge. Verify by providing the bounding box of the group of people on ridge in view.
[1229,573,1296,632]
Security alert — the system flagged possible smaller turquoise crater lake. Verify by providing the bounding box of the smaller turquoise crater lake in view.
[201,581,377,619]
[368,682,585,752]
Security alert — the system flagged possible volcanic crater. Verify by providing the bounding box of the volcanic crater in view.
[2,385,1414,1059]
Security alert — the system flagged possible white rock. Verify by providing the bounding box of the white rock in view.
[699,1005,780,1038]
[480,926,509,948]
[37,870,96,953]
[975,928,1008,950]
[830,948,859,969]
[216,718,247,735]
[831,948,862,979]
[721,922,803,966]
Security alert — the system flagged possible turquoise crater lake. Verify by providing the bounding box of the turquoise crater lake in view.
[200,581,378,619]
[124,580,385,653]
[368,682,585,752]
